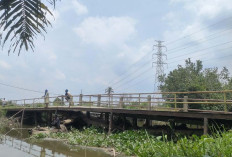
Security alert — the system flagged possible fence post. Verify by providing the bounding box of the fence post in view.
[108,94,110,108]
[119,96,124,108]
[183,96,188,112]
[97,95,101,107]
[32,99,35,108]
[147,95,151,110]
[138,94,141,105]
[224,92,227,112]
[44,93,49,108]
[79,94,83,106]
[69,96,74,107]
[174,94,177,108]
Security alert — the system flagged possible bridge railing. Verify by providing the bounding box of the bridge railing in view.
[5,90,232,112]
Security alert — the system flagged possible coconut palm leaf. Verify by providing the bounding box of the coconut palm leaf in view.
[0,0,59,55]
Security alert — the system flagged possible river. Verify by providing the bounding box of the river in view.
[0,128,112,157]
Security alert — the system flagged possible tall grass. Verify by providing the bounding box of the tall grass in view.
[31,127,232,157]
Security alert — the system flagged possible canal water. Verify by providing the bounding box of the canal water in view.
[0,128,112,157]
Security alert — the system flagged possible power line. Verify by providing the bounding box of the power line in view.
[109,21,232,92]
[107,50,153,86]
[114,42,232,91]
[165,16,232,46]
[166,27,232,55]
[104,16,232,93]
[115,46,232,92]
[0,82,60,96]
[119,51,232,93]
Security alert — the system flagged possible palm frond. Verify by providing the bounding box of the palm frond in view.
[0,0,59,55]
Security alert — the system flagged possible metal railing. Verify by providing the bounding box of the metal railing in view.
[3,90,232,112]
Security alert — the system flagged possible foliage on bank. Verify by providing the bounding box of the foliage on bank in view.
[159,58,232,111]
[31,127,232,157]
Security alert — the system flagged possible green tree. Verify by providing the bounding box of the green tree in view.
[53,97,62,106]
[0,0,59,55]
[159,58,231,111]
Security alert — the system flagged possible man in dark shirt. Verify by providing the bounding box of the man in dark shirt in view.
[51,114,60,129]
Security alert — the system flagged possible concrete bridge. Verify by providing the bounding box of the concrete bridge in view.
[3,90,232,135]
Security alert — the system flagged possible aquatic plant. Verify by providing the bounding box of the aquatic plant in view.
[31,127,232,157]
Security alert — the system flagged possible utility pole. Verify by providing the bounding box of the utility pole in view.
[152,40,167,91]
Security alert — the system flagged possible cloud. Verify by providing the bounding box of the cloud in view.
[72,0,88,15]
[54,70,66,80]
[74,16,137,47]
[0,74,5,80]
[171,0,232,19]
[0,60,11,69]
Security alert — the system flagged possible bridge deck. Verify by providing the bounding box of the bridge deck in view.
[5,106,232,120]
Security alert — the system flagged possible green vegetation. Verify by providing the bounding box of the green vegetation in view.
[0,0,59,55]
[159,58,232,111]
[53,97,64,106]
[31,127,232,157]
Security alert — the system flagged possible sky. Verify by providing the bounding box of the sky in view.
[0,0,232,100]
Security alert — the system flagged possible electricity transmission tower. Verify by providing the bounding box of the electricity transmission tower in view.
[152,40,167,91]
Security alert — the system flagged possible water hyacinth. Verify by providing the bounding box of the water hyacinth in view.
[31,127,232,157]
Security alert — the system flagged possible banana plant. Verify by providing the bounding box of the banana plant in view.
[0,0,59,55]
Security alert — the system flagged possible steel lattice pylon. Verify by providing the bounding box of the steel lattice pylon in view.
[152,40,167,91]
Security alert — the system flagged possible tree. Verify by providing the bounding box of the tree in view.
[0,0,59,55]
[53,97,62,106]
[105,87,114,95]
[159,58,231,111]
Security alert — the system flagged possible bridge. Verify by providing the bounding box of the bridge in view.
[3,90,232,135]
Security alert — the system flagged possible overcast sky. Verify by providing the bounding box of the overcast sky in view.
[0,0,232,100]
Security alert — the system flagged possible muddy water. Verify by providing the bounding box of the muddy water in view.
[0,129,111,157]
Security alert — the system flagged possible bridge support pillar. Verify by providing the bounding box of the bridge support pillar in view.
[46,111,52,126]
[34,112,38,126]
[86,111,90,119]
[146,118,151,128]
[105,113,109,125]
[108,112,113,134]
[204,117,208,135]
[133,117,137,129]
[123,115,126,131]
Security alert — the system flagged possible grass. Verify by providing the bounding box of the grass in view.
[30,127,232,157]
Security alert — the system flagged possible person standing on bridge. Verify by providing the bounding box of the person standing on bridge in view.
[2,98,6,107]
[65,89,73,106]
[44,89,49,108]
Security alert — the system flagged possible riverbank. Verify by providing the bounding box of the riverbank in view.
[30,127,232,157]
